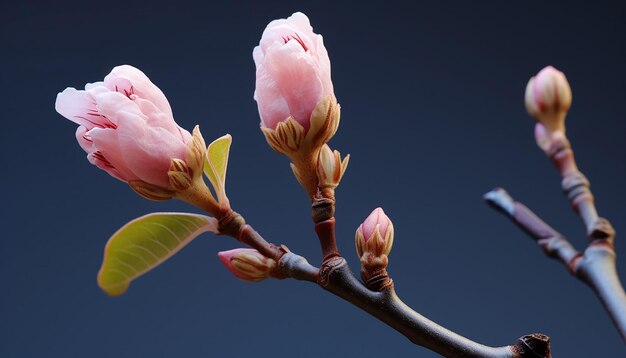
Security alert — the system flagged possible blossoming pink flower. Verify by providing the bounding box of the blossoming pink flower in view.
[253,12,333,132]
[55,65,192,187]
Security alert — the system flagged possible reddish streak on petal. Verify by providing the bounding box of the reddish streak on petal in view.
[282,33,308,51]
[92,151,116,169]
[114,85,135,99]
[74,112,117,129]
[123,86,135,99]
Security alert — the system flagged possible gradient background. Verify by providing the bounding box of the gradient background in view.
[2,1,625,356]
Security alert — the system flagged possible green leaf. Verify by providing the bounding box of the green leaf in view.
[203,134,232,205]
[97,212,218,296]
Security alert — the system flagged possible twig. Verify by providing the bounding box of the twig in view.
[279,251,550,357]
[485,188,626,340]
[220,203,552,357]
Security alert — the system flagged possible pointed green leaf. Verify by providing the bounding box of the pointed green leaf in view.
[203,134,232,205]
[98,212,218,296]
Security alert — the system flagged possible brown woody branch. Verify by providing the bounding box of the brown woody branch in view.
[302,254,550,358]
[216,201,551,357]
[485,131,626,340]
[485,187,626,340]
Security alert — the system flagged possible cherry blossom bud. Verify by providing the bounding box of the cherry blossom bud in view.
[356,208,394,258]
[254,12,334,133]
[254,12,340,196]
[525,66,572,134]
[218,248,279,283]
[55,65,207,201]
[316,144,349,190]
[355,208,394,290]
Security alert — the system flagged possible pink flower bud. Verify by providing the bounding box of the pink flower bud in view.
[524,66,572,133]
[253,12,333,132]
[355,208,394,259]
[362,208,391,242]
[56,65,193,188]
[218,248,278,282]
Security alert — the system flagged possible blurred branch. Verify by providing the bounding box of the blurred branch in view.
[485,135,626,341]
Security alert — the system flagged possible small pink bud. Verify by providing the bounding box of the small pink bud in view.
[362,208,391,242]
[218,248,277,283]
[56,65,201,193]
[524,66,572,133]
[253,12,334,132]
[355,208,394,259]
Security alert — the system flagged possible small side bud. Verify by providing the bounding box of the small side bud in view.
[167,158,193,191]
[534,122,567,153]
[186,125,207,179]
[525,66,572,134]
[356,208,394,258]
[305,95,341,152]
[316,144,350,190]
[218,248,279,282]
[355,208,394,290]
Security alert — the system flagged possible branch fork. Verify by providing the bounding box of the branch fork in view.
[216,184,551,357]
[485,129,626,340]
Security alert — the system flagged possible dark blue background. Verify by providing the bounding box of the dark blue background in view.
[2,1,625,356]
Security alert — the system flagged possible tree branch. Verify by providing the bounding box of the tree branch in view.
[279,252,550,358]
[485,187,626,340]
[217,176,552,356]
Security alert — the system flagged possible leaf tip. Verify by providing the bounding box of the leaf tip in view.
[97,269,129,297]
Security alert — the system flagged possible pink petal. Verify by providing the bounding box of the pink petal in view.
[263,41,323,129]
[87,151,131,182]
[252,46,264,69]
[93,91,142,123]
[259,13,315,55]
[132,96,185,140]
[314,35,333,96]
[104,65,173,117]
[254,63,290,129]
[75,126,95,153]
[89,127,140,182]
[56,87,115,130]
[85,81,105,90]
[114,110,187,187]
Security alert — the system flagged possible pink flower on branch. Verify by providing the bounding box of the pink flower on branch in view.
[253,12,342,198]
[56,65,191,186]
[55,65,212,205]
[253,12,333,132]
